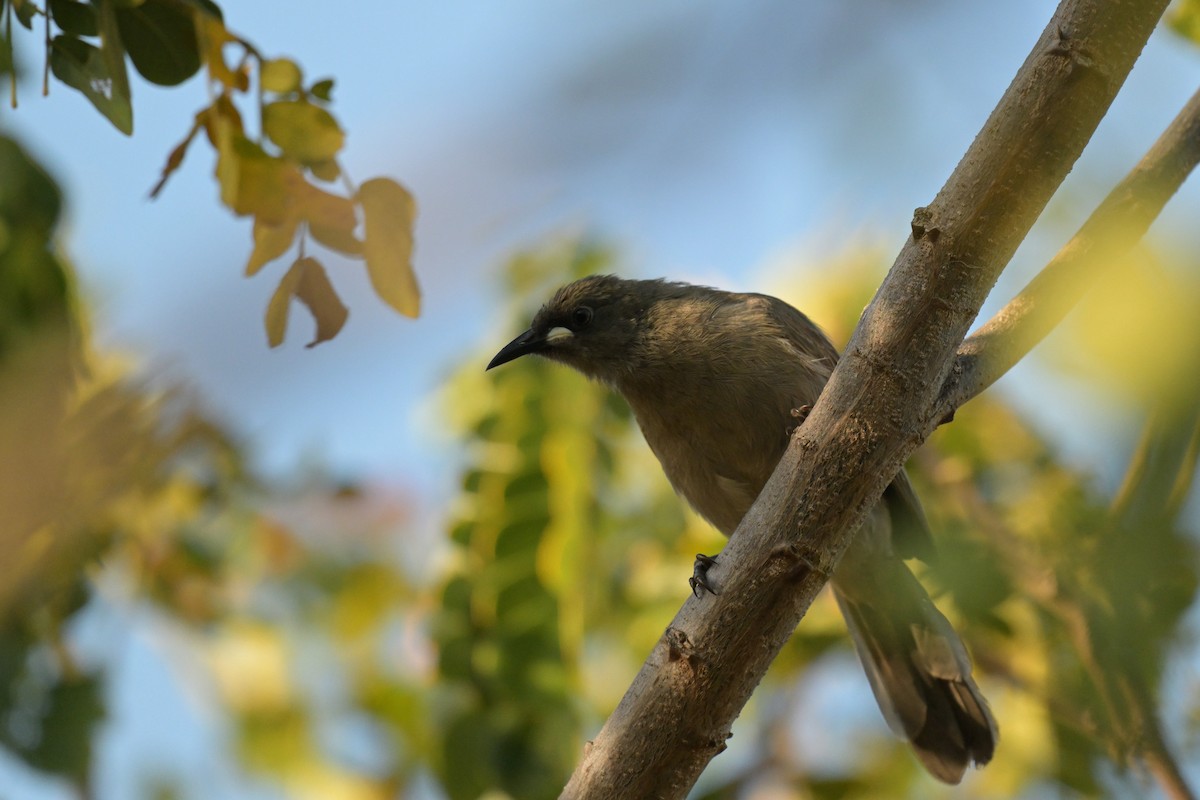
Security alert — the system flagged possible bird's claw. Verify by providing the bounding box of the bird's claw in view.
[690,553,719,597]
[786,405,812,437]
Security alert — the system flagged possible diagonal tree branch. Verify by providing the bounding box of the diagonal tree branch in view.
[561,1,1172,797]
[935,84,1200,418]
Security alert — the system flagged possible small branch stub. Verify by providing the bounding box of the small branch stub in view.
[911,205,940,242]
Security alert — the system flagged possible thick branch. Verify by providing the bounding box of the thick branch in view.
[936,85,1200,417]
[561,2,1170,798]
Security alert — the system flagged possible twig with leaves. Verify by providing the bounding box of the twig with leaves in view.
[5,0,420,347]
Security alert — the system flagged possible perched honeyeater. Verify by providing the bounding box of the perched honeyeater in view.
[487,274,997,783]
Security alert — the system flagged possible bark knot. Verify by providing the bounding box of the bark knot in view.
[1047,23,1097,71]
[665,626,694,664]
[911,205,940,242]
[770,541,831,580]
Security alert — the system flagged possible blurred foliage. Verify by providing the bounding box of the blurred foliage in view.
[0,130,237,791]
[1169,0,1200,46]
[1049,247,1200,409]
[3,0,419,347]
[0,122,431,796]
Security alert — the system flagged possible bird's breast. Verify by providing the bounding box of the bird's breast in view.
[623,376,798,537]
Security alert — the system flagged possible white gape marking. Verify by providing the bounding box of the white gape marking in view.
[546,326,574,343]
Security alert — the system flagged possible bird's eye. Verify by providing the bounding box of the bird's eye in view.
[571,306,593,329]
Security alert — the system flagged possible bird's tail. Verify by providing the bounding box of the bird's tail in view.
[832,558,997,784]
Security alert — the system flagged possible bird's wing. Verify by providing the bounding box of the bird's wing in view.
[884,469,937,563]
[748,293,938,563]
[753,292,841,370]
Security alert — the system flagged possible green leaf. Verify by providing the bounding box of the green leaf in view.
[0,629,35,719]
[357,177,419,317]
[0,20,13,76]
[262,99,345,164]
[49,35,134,135]
[13,0,38,30]
[260,57,301,94]
[49,0,98,36]
[0,136,63,235]
[195,12,245,91]
[309,77,334,102]
[244,216,298,276]
[115,0,202,86]
[22,676,106,781]
[174,0,221,19]
[264,256,347,347]
[95,0,132,116]
[442,712,500,800]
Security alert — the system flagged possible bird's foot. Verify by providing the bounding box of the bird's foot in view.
[689,553,719,597]
[786,405,812,436]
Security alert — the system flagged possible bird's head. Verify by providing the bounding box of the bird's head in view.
[487,274,659,383]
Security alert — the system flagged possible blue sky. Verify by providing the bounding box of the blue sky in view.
[3,2,1200,797]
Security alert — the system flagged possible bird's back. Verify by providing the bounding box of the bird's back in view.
[618,290,837,535]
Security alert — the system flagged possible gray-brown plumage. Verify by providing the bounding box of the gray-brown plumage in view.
[487,274,997,784]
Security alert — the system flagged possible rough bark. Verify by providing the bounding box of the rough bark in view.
[937,84,1200,417]
[560,1,1173,797]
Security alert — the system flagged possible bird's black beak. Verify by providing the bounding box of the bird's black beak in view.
[487,328,543,370]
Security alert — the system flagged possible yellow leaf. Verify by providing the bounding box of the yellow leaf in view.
[263,100,345,164]
[357,178,419,317]
[200,95,244,147]
[215,124,300,223]
[265,257,305,347]
[294,256,348,347]
[296,181,356,232]
[207,622,293,713]
[308,158,340,183]
[196,15,247,91]
[260,57,302,94]
[264,257,348,347]
[245,216,299,276]
[310,223,364,258]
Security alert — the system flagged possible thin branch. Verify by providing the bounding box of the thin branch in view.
[1112,400,1200,523]
[935,85,1200,418]
[561,2,1171,797]
[1144,737,1199,800]
[1167,416,1200,518]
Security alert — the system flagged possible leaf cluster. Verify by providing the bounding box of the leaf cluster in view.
[4,0,420,347]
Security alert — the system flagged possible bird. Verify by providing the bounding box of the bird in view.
[486,274,997,784]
